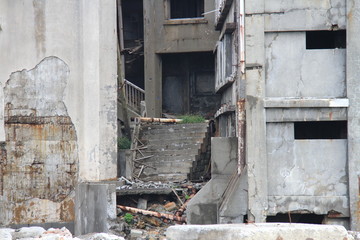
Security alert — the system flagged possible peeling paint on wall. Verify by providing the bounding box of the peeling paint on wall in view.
[0,57,78,225]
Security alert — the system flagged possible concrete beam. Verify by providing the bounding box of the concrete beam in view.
[346,0,360,231]
[264,98,349,108]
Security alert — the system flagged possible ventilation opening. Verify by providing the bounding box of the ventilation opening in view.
[294,121,347,139]
[170,0,204,19]
[306,30,346,49]
[267,213,325,224]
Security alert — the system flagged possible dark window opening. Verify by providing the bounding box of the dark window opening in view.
[306,30,346,49]
[294,121,347,139]
[170,0,204,19]
[267,213,325,224]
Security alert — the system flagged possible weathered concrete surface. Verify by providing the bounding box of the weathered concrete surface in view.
[75,183,116,236]
[0,0,117,183]
[346,0,360,231]
[266,107,347,122]
[263,1,346,31]
[266,123,348,216]
[166,223,354,240]
[219,167,248,224]
[187,137,237,224]
[144,0,219,117]
[0,57,77,225]
[265,32,346,98]
[0,0,117,226]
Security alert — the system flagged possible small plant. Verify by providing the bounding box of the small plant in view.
[185,194,191,200]
[180,115,205,124]
[124,213,134,224]
[118,137,131,150]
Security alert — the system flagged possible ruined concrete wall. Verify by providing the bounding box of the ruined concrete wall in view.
[0,0,117,225]
[265,32,346,98]
[0,57,77,225]
[245,0,351,226]
[144,0,220,117]
[266,122,348,216]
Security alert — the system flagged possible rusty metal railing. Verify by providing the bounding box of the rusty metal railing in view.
[123,79,145,115]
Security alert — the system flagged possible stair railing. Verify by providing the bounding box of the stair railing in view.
[123,79,145,114]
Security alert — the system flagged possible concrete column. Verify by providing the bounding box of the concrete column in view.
[245,0,267,222]
[144,0,162,117]
[346,0,360,231]
[75,183,116,236]
[80,0,118,181]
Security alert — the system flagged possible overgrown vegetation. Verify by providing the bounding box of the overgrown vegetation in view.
[118,137,131,149]
[124,213,134,224]
[179,115,205,124]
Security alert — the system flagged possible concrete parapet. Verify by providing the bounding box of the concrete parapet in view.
[186,137,238,224]
[166,223,354,240]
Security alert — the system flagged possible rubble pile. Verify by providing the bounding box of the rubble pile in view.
[112,178,205,240]
[0,227,125,240]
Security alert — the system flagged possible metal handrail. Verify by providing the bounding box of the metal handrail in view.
[123,79,145,114]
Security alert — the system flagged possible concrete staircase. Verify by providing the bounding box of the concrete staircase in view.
[135,122,211,182]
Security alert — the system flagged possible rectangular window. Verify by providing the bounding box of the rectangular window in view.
[294,121,347,139]
[170,0,204,19]
[306,30,346,49]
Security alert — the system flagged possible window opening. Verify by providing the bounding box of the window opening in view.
[294,121,347,139]
[267,213,325,224]
[306,30,346,49]
[170,0,204,19]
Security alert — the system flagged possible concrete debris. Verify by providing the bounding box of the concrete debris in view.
[117,179,204,191]
[0,227,125,240]
[78,233,125,240]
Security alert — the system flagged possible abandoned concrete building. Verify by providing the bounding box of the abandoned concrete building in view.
[1,0,360,237]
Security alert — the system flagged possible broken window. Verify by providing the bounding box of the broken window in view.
[267,213,325,224]
[294,121,347,139]
[306,30,346,49]
[169,0,204,19]
[215,33,234,90]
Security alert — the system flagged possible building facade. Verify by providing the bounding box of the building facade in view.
[191,0,360,231]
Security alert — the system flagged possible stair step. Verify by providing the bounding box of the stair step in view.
[140,173,189,182]
[145,137,204,145]
[137,157,195,164]
[145,143,201,151]
[141,123,208,130]
[140,131,206,139]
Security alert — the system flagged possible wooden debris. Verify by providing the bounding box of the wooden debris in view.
[136,117,183,123]
[175,193,196,217]
[117,205,186,223]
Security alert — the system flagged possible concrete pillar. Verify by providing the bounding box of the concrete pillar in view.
[346,0,360,231]
[245,0,267,223]
[75,183,116,236]
[80,0,118,181]
[144,0,162,118]
[76,1,118,235]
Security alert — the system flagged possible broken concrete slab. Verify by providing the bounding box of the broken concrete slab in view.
[166,223,354,240]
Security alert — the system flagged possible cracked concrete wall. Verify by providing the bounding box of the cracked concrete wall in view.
[265,32,346,98]
[263,0,346,31]
[266,122,348,216]
[0,0,117,226]
[244,0,355,228]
